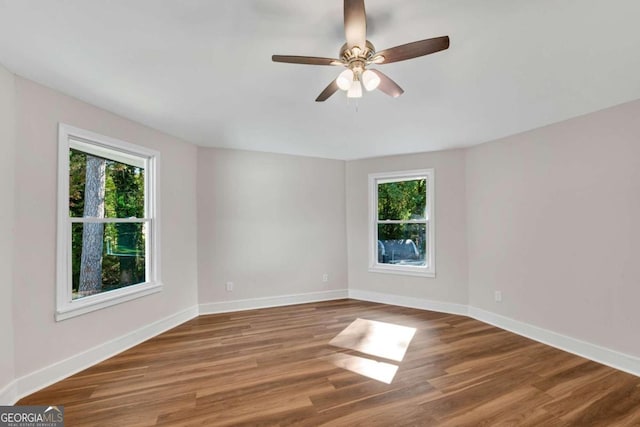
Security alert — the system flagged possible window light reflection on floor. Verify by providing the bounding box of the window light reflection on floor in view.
[323,353,399,384]
[326,318,417,384]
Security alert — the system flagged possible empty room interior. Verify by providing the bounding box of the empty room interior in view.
[2,0,640,425]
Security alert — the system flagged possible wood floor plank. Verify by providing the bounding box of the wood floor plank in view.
[17,299,640,425]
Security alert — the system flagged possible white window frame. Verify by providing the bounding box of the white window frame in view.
[368,169,435,278]
[56,123,162,321]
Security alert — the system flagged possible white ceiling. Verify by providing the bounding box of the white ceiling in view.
[1,1,640,160]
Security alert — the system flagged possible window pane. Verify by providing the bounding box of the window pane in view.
[377,178,427,221]
[377,223,427,266]
[70,148,145,218]
[71,222,147,299]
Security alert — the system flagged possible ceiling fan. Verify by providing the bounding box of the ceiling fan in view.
[272,0,450,102]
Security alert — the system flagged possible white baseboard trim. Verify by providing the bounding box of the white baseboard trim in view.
[347,289,639,378]
[9,305,199,404]
[199,289,349,315]
[5,291,639,405]
[468,306,640,378]
[348,289,469,316]
[0,380,17,406]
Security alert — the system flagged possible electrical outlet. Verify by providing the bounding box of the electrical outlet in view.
[226,282,234,292]
[494,291,502,303]
[322,273,329,283]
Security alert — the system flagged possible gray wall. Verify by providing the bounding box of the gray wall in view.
[197,148,348,303]
[0,65,16,398]
[11,77,199,379]
[466,99,640,356]
[346,149,469,305]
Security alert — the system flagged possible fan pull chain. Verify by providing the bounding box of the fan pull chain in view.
[347,98,359,112]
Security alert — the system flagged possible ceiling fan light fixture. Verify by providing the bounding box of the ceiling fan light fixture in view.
[362,69,380,91]
[272,0,450,102]
[336,69,354,91]
[347,79,363,98]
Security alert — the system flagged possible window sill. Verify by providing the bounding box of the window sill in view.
[368,266,435,278]
[55,282,163,321]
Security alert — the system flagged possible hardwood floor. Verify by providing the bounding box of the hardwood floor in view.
[19,300,640,426]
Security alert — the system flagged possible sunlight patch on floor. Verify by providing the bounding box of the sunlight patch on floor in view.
[323,353,399,384]
[326,318,417,384]
[329,318,417,362]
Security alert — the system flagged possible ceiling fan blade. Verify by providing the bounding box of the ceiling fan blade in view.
[373,36,449,64]
[370,70,404,98]
[344,0,367,50]
[316,80,340,102]
[272,55,343,66]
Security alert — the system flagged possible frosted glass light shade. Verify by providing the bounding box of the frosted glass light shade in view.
[347,79,363,98]
[362,70,381,91]
[336,69,354,91]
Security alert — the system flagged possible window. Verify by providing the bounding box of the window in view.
[56,124,161,321]
[368,169,435,277]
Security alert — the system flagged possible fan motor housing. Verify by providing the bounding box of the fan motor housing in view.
[340,40,376,63]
